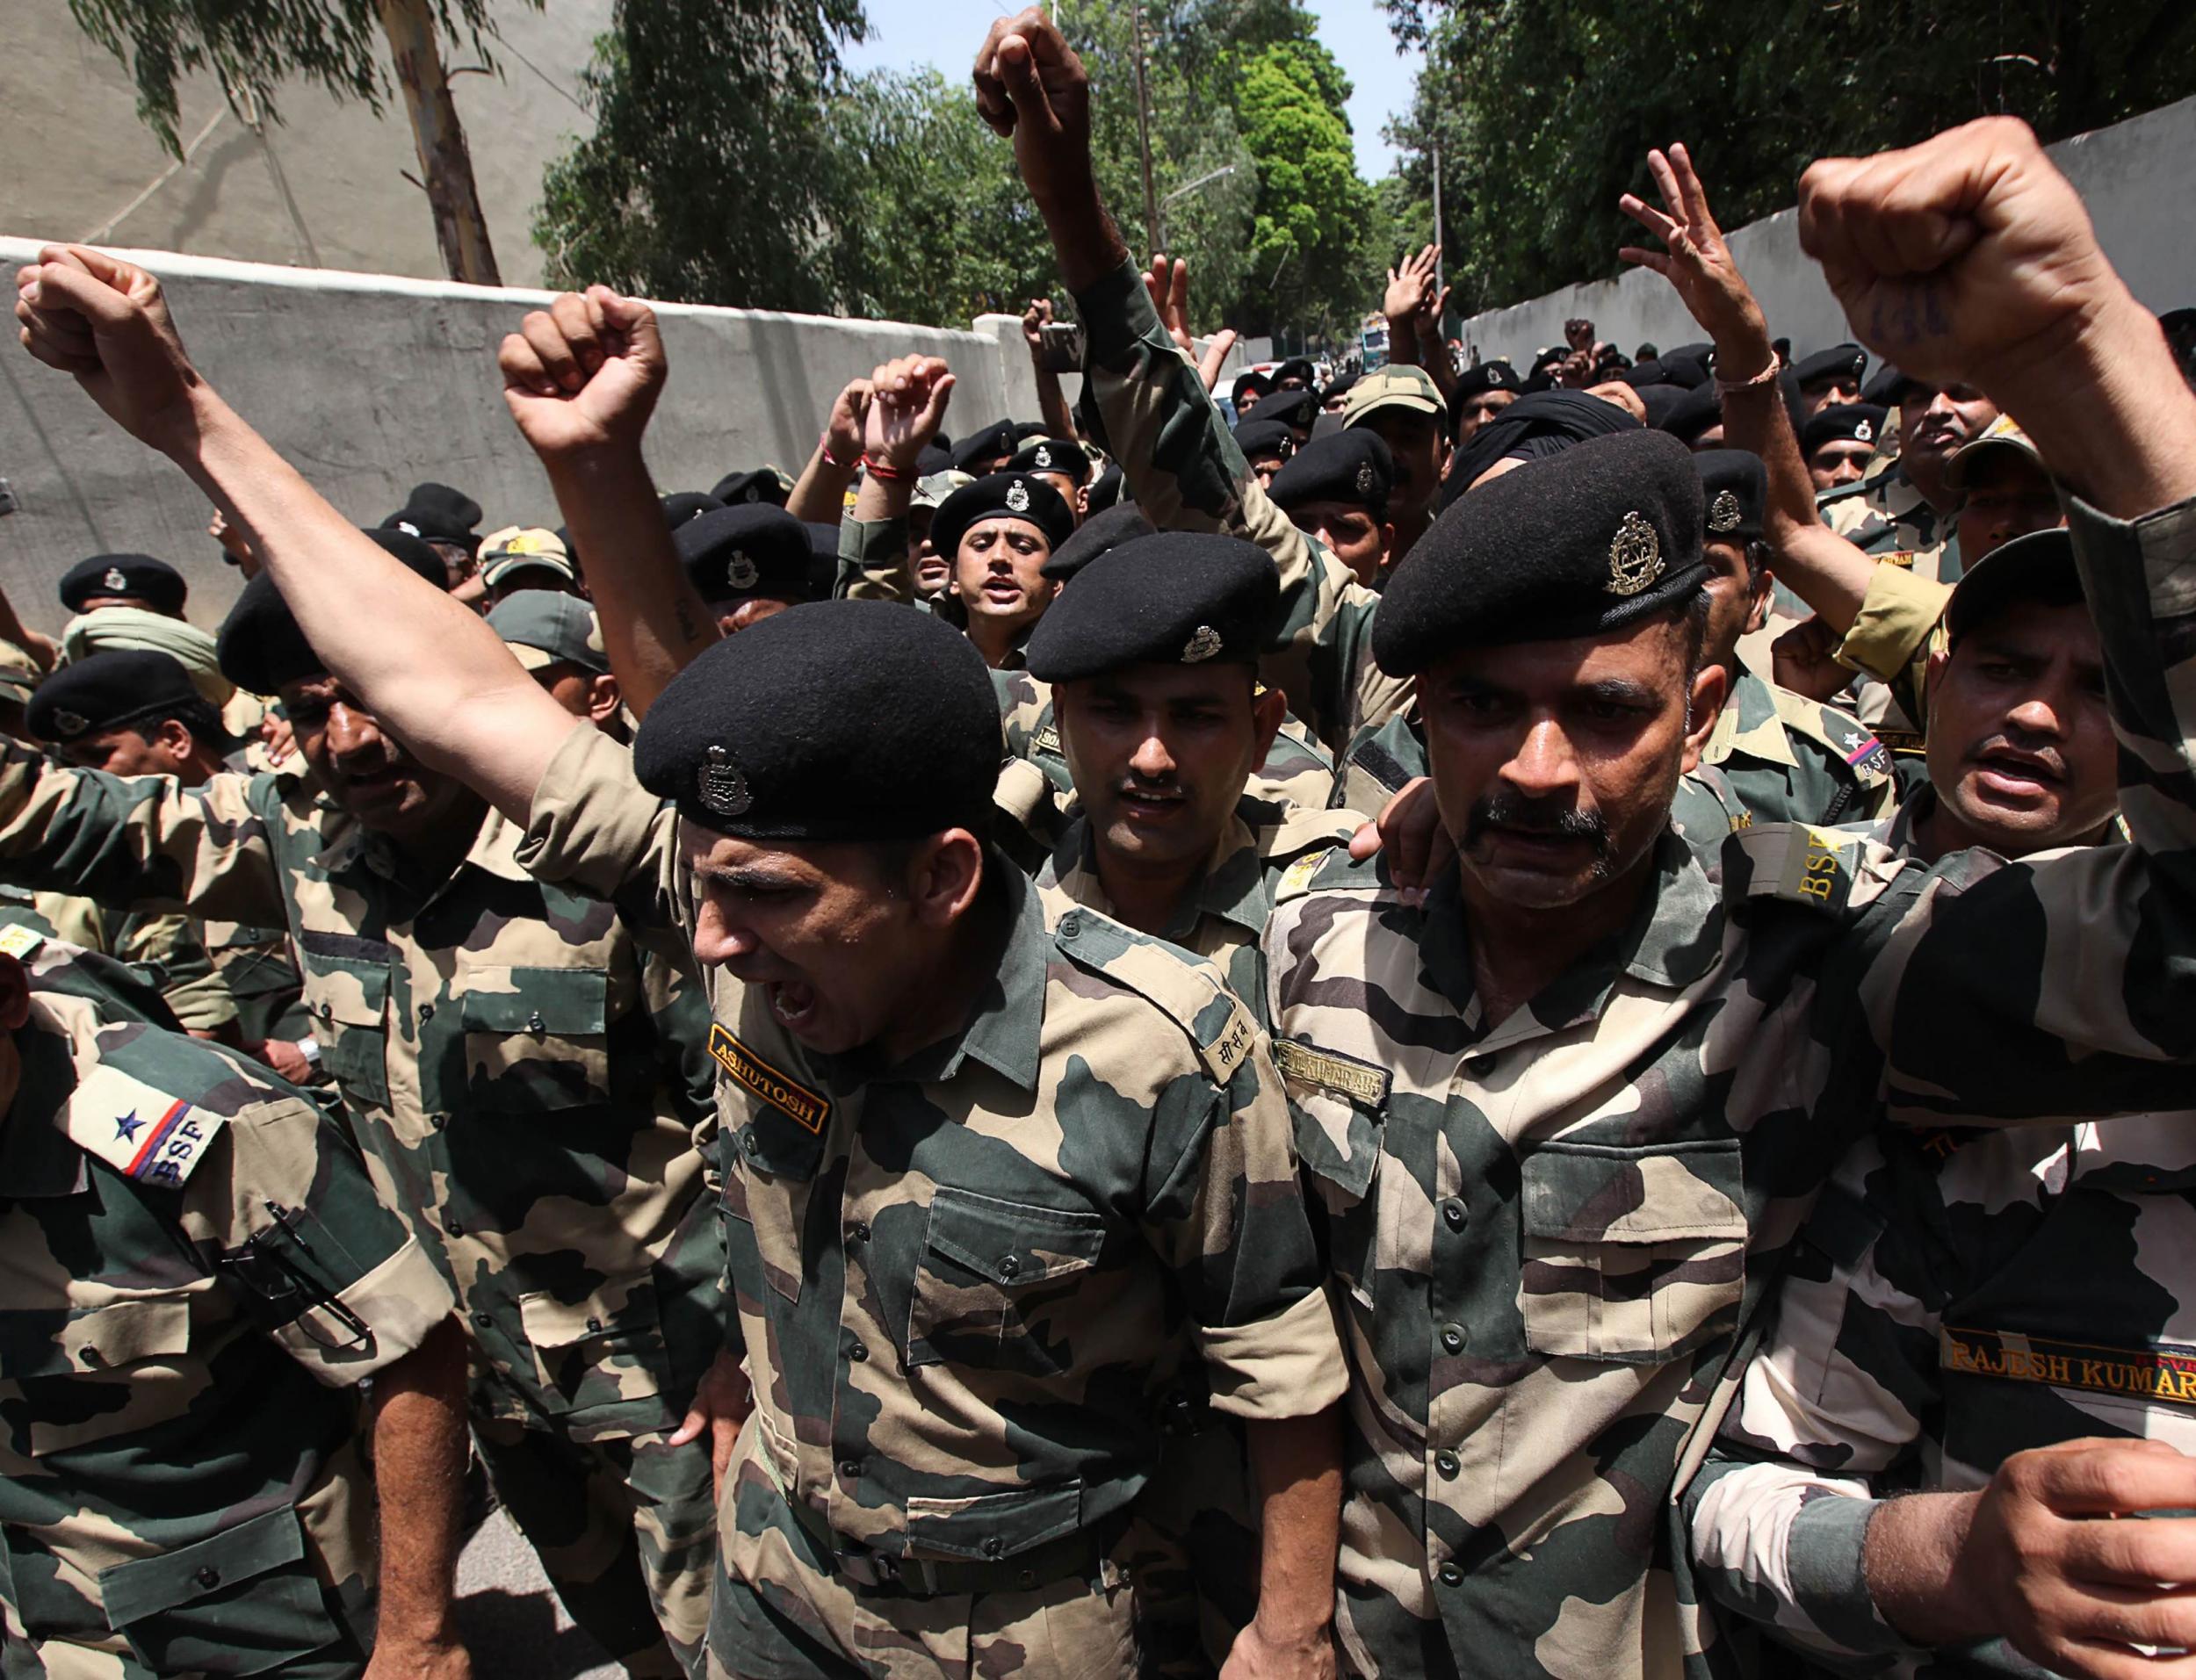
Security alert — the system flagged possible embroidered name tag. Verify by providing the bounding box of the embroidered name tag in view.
[0,925,45,959]
[709,1024,830,1135]
[1275,1039,1391,1107]
[1942,1326,2196,1409]
[1033,725,1063,756]
[67,1066,226,1187]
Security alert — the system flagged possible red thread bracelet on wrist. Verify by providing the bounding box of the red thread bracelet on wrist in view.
[819,431,856,471]
[862,453,915,482]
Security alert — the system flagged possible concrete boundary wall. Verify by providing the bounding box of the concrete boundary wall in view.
[1455,95,2196,375]
[0,240,1053,618]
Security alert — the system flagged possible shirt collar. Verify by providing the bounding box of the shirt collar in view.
[1703,668,1799,769]
[894,862,1048,1092]
[1047,807,1269,945]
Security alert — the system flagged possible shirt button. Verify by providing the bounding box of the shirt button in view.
[1438,1561,1462,1588]
[1441,1200,1466,1230]
[838,1458,863,1478]
[982,1536,1004,1559]
[527,1011,545,1035]
[848,1341,869,1363]
[196,1566,221,1590]
[1058,912,1080,937]
[849,1221,870,1244]
[444,1218,464,1238]
[743,1133,762,1157]
[1439,1323,1466,1354]
[1435,1450,1460,1479]
[473,1312,492,1329]
[585,1317,603,1334]
[430,1114,448,1130]
[317,1001,333,1020]
[417,1002,435,1023]
[998,1255,1022,1280]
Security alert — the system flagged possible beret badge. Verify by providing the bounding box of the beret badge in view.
[1181,624,1223,663]
[1006,479,1031,514]
[1606,510,1665,597]
[726,552,760,591]
[51,710,88,739]
[1355,462,1376,496]
[1707,491,1742,535]
[1855,418,1875,443]
[1034,446,1052,467]
[698,745,752,818]
[101,566,129,593]
[394,522,423,541]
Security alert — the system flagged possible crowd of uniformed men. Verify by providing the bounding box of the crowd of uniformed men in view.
[4,11,2195,1679]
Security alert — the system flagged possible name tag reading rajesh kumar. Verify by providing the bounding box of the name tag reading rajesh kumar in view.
[1941,1325,2196,1409]
[709,1023,831,1135]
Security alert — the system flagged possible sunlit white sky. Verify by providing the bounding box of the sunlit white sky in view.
[841,0,1419,179]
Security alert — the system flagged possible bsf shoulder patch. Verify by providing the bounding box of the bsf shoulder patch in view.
[1942,1325,2196,1410]
[1732,824,1856,916]
[709,1024,830,1135]
[65,1064,227,1187]
[1275,1038,1391,1108]
[1276,847,1333,902]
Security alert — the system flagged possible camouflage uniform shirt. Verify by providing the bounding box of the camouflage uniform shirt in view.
[1259,489,2196,1677]
[0,753,723,1439]
[0,987,450,1673]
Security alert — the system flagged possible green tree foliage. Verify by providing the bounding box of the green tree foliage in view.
[535,0,1380,342]
[535,0,868,313]
[1381,0,2196,314]
[68,0,510,153]
[1232,39,1378,337]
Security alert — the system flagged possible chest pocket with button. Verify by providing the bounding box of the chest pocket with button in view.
[459,965,610,1113]
[295,939,392,1110]
[1517,1138,1747,1365]
[98,1505,341,1676]
[516,1278,667,1422]
[0,1283,211,1456]
[907,1186,1108,1376]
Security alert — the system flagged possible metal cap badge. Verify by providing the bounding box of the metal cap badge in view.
[1606,511,1665,596]
[1005,479,1031,514]
[726,552,760,591]
[1707,490,1742,535]
[100,566,128,593]
[1181,624,1223,662]
[698,745,752,818]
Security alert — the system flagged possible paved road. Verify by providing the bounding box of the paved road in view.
[455,1510,623,1679]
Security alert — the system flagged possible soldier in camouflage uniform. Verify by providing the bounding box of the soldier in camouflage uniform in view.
[0,943,468,1677]
[0,484,722,1669]
[1682,528,2144,1676]
[24,648,314,1075]
[1815,367,1998,580]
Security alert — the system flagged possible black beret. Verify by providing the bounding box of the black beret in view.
[677,505,816,604]
[633,600,999,840]
[1454,362,1524,402]
[662,492,726,531]
[1863,364,1912,407]
[1792,343,1867,388]
[1040,502,1154,581]
[30,649,205,744]
[1026,533,1279,682]
[1232,420,1297,465]
[930,473,1075,562]
[1656,355,1711,392]
[217,529,445,694]
[1013,420,1051,443]
[709,470,791,508]
[1619,359,1669,388]
[1664,342,1714,370]
[1660,384,1723,444]
[1269,429,1394,516]
[915,443,955,477]
[1321,370,1360,407]
[1694,449,1766,544]
[950,420,1020,474]
[59,554,185,616]
[1946,528,2084,643]
[1230,370,1272,405]
[1373,429,1708,674]
[1272,357,1318,388]
[381,482,483,552]
[1800,402,1889,458]
[1244,387,1318,433]
[1008,438,1094,485]
[802,522,842,602]
[1085,463,1126,516]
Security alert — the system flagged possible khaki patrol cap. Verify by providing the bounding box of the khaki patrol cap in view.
[1343,364,1444,428]
[488,594,609,674]
[479,526,577,588]
[1946,413,2044,493]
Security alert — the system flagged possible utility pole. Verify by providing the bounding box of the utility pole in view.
[1131,1,1161,257]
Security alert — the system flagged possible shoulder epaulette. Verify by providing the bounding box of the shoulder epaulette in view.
[1264,806,1361,867]
[1726,822,1869,916]
[1051,908,1256,1085]
[1769,687,1895,787]
[63,1059,229,1188]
